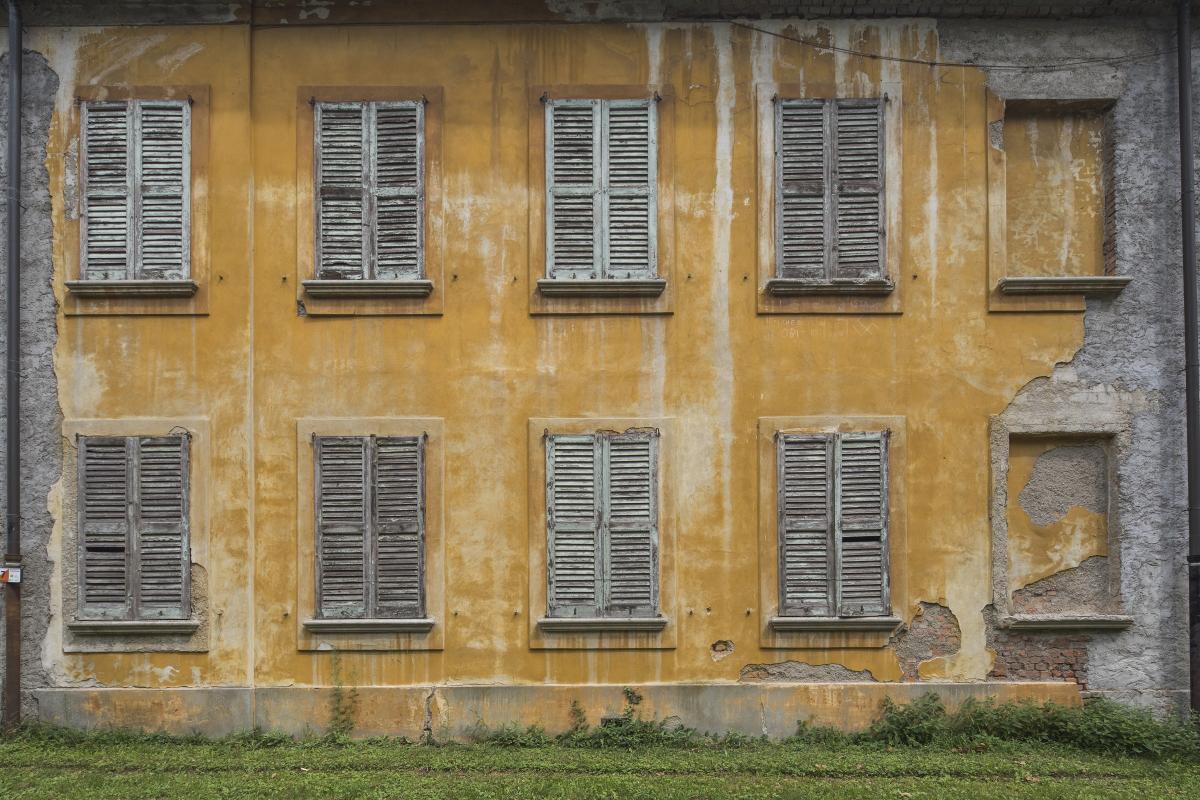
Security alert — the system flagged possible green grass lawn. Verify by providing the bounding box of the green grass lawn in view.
[0,735,1196,799]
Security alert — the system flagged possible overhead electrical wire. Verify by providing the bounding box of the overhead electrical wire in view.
[730,19,1185,71]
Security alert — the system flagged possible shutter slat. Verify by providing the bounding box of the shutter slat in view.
[548,435,600,615]
[317,105,367,280]
[80,438,130,614]
[835,432,888,616]
[138,102,190,281]
[375,196,421,280]
[834,100,884,280]
[550,104,596,186]
[82,104,131,280]
[374,436,424,616]
[135,436,189,617]
[604,433,657,613]
[316,437,368,616]
[778,434,833,616]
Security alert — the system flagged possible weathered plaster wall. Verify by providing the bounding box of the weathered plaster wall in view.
[942,14,1194,714]
[0,49,61,717]
[1,6,1192,732]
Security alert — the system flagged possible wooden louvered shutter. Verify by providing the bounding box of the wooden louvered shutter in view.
[136,102,190,280]
[546,101,600,279]
[373,103,423,280]
[135,436,189,619]
[316,104,367,279]
[777,434,834,616]
[82,103,132,280]
[603,101,656,278]
[604,432,658,616]
[79,437,131,619]
[833,99,885,280]
[316,436,369,617]
[546,434,601,617]
[835,431,889,616]
[373,436,424,618]
[776,100,828,281]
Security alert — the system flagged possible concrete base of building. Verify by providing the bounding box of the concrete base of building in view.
[33,682,1082,739]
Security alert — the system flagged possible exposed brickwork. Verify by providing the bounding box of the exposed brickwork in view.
[892,602,962,681]
[989,632,1090,687]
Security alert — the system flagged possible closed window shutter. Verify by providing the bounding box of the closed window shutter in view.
[82,103,132,280]
[604,432,658,615]
[777,433,834,616]
[833,99,884,280]
[315,436,369,617]
[135,436,190,619]
[604,101,656,278]
[373,103,424,280]
[316,104,367,279]
[136,102,190,280]
[776,100,828,281]
[373,436,424,618]
[547,102,600,279]
[79,437,131,618]
[835,431,889,616]
[546,434,601,616]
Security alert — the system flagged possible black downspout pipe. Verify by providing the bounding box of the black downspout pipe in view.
[1179,0,1200,716]
[2,0,20,732]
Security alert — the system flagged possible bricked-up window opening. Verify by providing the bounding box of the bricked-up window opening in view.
[314,101,425,281]
[775,98,886,284]
[544,99,658,281]
[80,100,191,281]
[77,435,191,621]
[776,431,890,617]
[545,430,661,619]
[314,435,426,619]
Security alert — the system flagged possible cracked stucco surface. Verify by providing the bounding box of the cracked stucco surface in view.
[942,15,1195,715]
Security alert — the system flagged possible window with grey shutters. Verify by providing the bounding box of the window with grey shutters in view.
[314,101,424,281]
[546,430,660,619]
[314,435,426,619]
[77,435,190,621]
[544,99,658,283]
[79,100,191,282]
[774,98,887,287]
[777,431,889,617]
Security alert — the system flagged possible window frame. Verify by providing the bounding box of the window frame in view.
[312,99,427,284]
[544,429,662,621]
[312,433,428,622]
[754,83,902,316]
[75,433,192,624]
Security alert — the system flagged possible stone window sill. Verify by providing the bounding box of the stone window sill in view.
[768,615,903,633]
[997,276,1130,296]
[302,280,434,298]
[303,618,435,634]
[68,619,200,636]
[1000,614,1133,631]
[537,616,668,633]
[536,279,666,298]
[66,279,199,298]
[765,278,895,296]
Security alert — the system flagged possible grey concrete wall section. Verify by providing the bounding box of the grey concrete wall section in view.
[941,15,1194,715]
[0,49,61,719]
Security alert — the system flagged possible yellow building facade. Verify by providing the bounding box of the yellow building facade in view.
[11,1,1186,735]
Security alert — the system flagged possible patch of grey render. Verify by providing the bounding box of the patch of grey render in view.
[739,661,876,682]
[941,14,1192,716]
[0,50,62,717]
[1019,444,1108,526]
[1011,555,1118,615]
[892,602,962,681]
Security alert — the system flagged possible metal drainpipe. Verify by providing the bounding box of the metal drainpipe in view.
[1179,0,1200,715]
[2,0,20,732]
